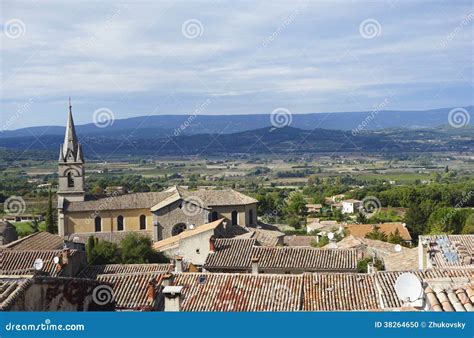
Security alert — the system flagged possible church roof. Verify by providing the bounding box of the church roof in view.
[59,100,83,163]
[65,186,258,212]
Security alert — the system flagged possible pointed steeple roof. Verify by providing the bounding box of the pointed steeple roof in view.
[59,99,83,163]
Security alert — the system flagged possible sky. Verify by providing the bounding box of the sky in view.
[0,0,473,129]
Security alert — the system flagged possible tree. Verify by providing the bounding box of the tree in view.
[365,225,387,241]
[45,187,55,234]
[285,192,308,219]
[356,212,367,224]
[86,236,120,265]
[387,228,404,245]
[462,212,474,234]
[120,233,166,264]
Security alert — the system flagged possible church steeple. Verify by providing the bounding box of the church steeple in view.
[57,99,85,206]
[59,98,83,163]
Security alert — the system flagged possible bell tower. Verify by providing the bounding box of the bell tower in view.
[57,99,85,202]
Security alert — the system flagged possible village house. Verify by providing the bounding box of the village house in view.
[341,199,363,214]
[56,106,258,241]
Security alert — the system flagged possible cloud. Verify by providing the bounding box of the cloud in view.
[0,0,473,129]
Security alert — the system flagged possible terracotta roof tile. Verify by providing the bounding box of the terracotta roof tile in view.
[345,223,412,241]
[0,249,84,277]
[204,238,360,272]
[1,232,64,251]
[303,273,381,311]
[173,273,303,311]
[97,272,166,310]
[0,276,33,311]
[375,269,474,309]
[80,263,172,279]
[424,278,474,311]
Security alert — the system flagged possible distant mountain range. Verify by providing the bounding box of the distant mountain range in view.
[1,125,472,158]
[1,106,472,140]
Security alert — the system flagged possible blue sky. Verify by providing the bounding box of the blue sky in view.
[0,0,473,129]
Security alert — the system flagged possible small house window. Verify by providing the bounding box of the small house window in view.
[211,211,219,222]
[249,209,254,225]
[139,215,146,230]
[231,210,238,226]
[94,216,101,232]
[67,172,74,188]
[117,215,124,231]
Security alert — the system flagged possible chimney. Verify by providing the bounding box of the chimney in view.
[418,238,430,270]
[163,286,183,312]
[174,256,183,273]
[251,257,259,275]
[209,236,216,253]
[153,222,159,242]
[367,262,374,274]
[146,280,157,303]
[61,248,70,265]
[161,274,173,287]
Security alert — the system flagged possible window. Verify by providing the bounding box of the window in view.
[249,209,254,225]
[94,216,101,232]
[139,215,146,230]
[67,172,74,188]
[117,215,124,231]
[172,223,187,236]
[231,210,238,226]
[211,211,219,222]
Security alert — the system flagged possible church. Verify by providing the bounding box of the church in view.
[57,103,258,242]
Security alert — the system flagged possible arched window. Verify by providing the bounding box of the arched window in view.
[211,211,219,222]
[117,215,124,231]
[67,172,74,188]
[139,215,147,230]
[249,209,254,225]
[231,210,238,226]
[94,216,101,232]
[172,223,187,236]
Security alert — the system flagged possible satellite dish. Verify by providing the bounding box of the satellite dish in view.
[33,258,44,271]
[327,232,334,240]
[53,256,60,264]
[394,273,423,302]
[189,224,195,230]
[394,244,402,252]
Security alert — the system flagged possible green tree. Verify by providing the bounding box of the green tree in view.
[120,233,166,264]
[365,225,387,241]
[45,187,56,234]
[387,228,404,245]
[356,212,367,224]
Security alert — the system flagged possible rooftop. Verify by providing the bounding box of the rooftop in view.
[79,263,173,279]
[0,275,33,311]
[172,273,303,311]
[421,235,474,268]
[1,232,64,251]
[97,272,167,310]
[345,223,412,241]
[66,186,258,212]
[204,238,361,272]
[424,277,473,311]
[0,249,84,276]
[153,219,224,252]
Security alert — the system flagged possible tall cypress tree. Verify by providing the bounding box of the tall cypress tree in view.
[45,187,55,233]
